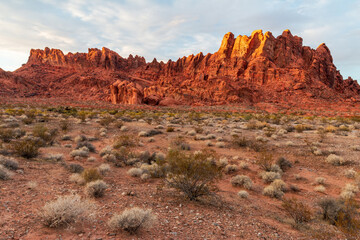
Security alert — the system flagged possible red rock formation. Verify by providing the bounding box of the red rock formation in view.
[7,29,360,107]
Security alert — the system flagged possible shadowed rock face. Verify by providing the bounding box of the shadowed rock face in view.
[5,30,360,106]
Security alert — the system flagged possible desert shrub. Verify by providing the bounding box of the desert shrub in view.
[100,145,113,157]
[260,171,281,183]
[271,179,287,192]
[230,135,248,148]
[127,168,143,177]
[108,207,156,234]
[166,127,175,132]
[282,198,312,224]
[318,198,343,224]
[99,115,114,126]
[334,199,360,236]
[32,124,57,146]
[141,173,151,181]
[224,164,238,174]
[98,163,111,175]
[12,139,40,158]
[170,136,190,151]
[81,168,102,183]
[295,124,307,133]
[263,185,284,199]
[276,157,292,171]
[315,177,326,185]
[162,149,222,200]
[70,147,89,158]
[69,173,85,185]
[239,161,249,170]
[230,175,253,190]
[344,169,357,179]
[84,180,107,198]
[256,151,274,171]
[0,165,12,180]
[40,194,95,228]
[113,135,137,149]
[325,125,337,133]
[74,135,87,143]
[326,154,345,166]
[0,156,18,170]
[237,190,249,199]
[68,163,84,173]
[140,163,164,178]
[76,141,96,152]
[0,128,14,143]
[44,153,64,162]
[59,119,70,132]
[314,185,326,193]
[340,184,359,200]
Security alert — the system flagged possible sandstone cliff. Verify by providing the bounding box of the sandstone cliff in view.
[8,29,360,107]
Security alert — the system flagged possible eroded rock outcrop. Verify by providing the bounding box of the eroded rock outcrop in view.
[9,29,360,107]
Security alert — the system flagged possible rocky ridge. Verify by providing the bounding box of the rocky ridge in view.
[4,29,360,108]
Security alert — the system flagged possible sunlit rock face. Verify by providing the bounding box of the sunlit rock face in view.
[4,30,360,106]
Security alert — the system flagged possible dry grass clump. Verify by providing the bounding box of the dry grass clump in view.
[224,164,238,174]
[263,185,284,199]
[340,184,359,200]
[326,154,345,166]
[67,163,84,173]
[0,156,18,170]
[70,147,90,158]
[230,175,253,190]
[98,163,111,175]
[282,198,312,224]
[108,207,156,234]
[314,185,326,193]
[344,169,357,179]
[237,190,249,199]
[84,180,108,198]
[315,177,326,185]
[0,165,12,180]
[40,194,95,228]
[12,139,40,159]
[81,168,103,183]
[127,168,143,177]
[44,153,64,162]
[263,179,287,198]
[260,171,281,183]
[69,173,85,185]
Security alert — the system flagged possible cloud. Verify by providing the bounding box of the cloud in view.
[0,0,359,80]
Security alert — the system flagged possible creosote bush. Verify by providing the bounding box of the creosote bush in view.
[40,194,95,228]
[162,149,222,200]
[282,198,312,224]
[108,207,156,234]
[0,165,12,180]
[256,151,274,171]
[113,135,137,149]
[12,139,40,158]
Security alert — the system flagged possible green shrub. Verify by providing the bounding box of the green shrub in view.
[12,139,40,158]
[0,128,14,143]
[162,149,222,200]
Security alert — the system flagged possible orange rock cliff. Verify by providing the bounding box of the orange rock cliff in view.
[2,30,359,107]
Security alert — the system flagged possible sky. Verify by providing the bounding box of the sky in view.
[0,0,359,80]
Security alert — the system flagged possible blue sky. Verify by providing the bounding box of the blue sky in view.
[0,0,359,80]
